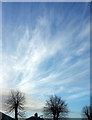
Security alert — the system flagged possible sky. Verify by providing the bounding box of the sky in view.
[0,1,90,118]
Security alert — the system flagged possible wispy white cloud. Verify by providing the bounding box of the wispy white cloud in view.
[67,87,83,93]
[67,91,90,100]
[2,11,90,92]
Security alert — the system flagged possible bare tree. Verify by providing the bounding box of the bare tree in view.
[43,95,68,120]
[82,105,92,120]
[5,90,25,120]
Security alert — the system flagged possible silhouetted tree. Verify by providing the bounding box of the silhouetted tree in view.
[5,90,25,120]
[43,95,68,120]
[82,105,92,120]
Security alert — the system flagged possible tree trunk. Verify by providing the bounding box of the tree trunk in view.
[53,114,55,120]
[56,112,59,120]
[56,116,58,120]
[15,107,18,120]
[56,113,59,120]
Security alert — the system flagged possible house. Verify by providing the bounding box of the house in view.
[0,112,14,120]
[26,113,44,120]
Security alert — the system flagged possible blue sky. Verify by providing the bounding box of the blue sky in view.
[1,2,90,118]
